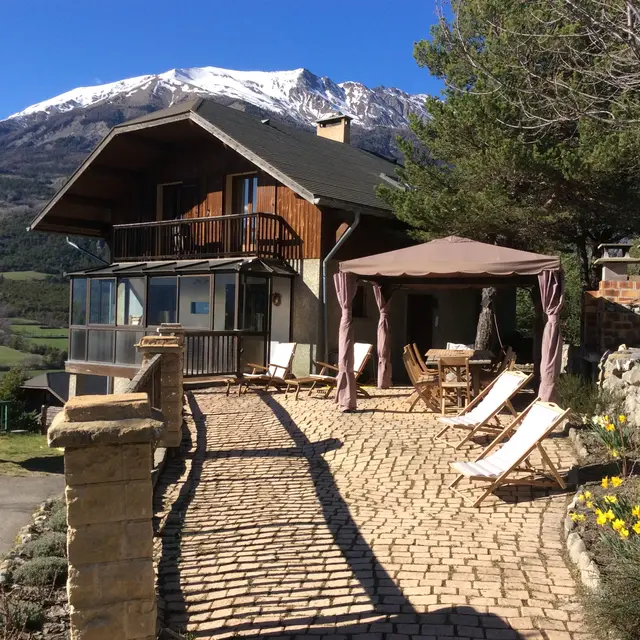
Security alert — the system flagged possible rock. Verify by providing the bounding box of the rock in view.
[622,367,640,386]
[568,532,587,564]
[603,375,626,393]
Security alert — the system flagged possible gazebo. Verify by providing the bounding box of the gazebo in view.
[333,236,563,411]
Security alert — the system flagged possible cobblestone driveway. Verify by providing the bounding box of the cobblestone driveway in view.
[154,388,587,640]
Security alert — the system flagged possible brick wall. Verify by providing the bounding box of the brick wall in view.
[583,277,640,351]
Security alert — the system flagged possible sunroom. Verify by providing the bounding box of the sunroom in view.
[66,258,295,378]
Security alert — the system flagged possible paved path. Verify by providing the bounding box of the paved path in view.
[0,475,65,555]
[155,388,587,640]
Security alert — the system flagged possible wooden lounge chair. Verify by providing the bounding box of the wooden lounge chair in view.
[403,345,439,412]
[435,370,533,450]
[305,342,373,399]
[438,355,472,415]
[228,342,297,395]
[448,400,570,507]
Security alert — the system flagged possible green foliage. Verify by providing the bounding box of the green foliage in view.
[586,535,640,640]
[378,0,640,290]
[0,276,69,326]
[46,507,67,533]
[22,532,67,559]
[12,556,67,587]
[0,366,40,432]
[0,599,45,631]
[555,374,610,420]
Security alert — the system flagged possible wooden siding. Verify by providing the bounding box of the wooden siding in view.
[109,136,326,258]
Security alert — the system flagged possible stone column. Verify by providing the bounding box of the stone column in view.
[136,333,184,448]
[48,393,163,640]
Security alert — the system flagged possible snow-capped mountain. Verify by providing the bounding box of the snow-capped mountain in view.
[5,66,428,130]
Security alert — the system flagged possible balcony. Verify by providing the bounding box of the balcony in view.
[112,212,297,262]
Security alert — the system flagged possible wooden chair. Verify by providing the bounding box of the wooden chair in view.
[403,346,439,412]
[306,342,373,399]
[434,370,532,449]
[448,400,570,507]
[411,343,438,376]
[228,342,297,394]
[438,356,471,415]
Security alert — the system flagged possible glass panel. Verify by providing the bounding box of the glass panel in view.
[213,274,236,331]
[70,329,87,361]
[241,276,268,332]
[148,277,177,325]
[89,279,116,325]
[117,278,145,326]
[178,276,211,329]
[71,279,87,325]
[87,330,114,363]
[116,331,143,365]
[240,335,265,371]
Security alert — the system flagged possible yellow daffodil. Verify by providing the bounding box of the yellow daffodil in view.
[570,512,586,522]
[596,509,608,526]
[605,495,618,504]
[632,506,640,519]
[577,494,585,502]
[584,491,592,499]
[586,501,594,509]
[619,415,627,423]
[604,415,610,423]
[620,527,630,539]
[605,423,616,432]
[611,476,623,488]
[602,477,609,488]
[606,509,616,522]
[611,449,620,458]
[612,518,625,531]
[633,522,640,535]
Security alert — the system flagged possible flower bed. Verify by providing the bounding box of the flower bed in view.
[564,398,640,640]
[0,498,69,639]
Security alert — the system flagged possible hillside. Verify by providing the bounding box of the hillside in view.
[0,66,425,275]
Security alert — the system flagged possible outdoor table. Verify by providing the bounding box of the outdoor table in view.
[424,348,494,397]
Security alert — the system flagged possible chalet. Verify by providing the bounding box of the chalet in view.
[31,98,428,392]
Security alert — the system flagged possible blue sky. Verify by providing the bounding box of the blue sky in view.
[0,0,442,119]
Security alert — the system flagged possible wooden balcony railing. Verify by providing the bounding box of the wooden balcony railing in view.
[112,213,293,262]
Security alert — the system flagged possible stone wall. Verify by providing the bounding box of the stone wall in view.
[48,393,163,640]
[600,348,640,425]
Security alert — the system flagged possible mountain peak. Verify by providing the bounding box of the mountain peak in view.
[6,65,428,130]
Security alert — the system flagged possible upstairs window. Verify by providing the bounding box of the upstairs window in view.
[159,181,200,220]
[232,174,258,214]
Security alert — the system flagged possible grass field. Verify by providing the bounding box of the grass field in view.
[9,321,68,351]
[8,318,39,325]
[0,271,50,281]
[0,432,63,476]
[0,345,42,367]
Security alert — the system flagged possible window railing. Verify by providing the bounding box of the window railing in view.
[112,213,289,262]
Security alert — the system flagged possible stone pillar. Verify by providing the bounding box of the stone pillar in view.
[136,332,184,448]
[48,393,163,640]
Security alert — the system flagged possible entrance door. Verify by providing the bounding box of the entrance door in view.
[406,294,434,358]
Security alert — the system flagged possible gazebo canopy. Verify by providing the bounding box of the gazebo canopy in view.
[339,236,560,281]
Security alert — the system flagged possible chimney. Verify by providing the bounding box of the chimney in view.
[316,113,352,144]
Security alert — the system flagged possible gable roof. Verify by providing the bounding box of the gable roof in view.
[21,371,70,404]
[31,98,401,234]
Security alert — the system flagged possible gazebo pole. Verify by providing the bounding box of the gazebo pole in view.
[531,284,544,389]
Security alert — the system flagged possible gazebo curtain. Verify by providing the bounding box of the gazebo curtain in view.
[538,269,564,402]
[373,284,393,388]
[334,272,358,411]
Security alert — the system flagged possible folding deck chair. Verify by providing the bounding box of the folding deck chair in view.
[227,342,297,395]
[435,370,533,449]
[304,342,373,399]
[449,400,570,507]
